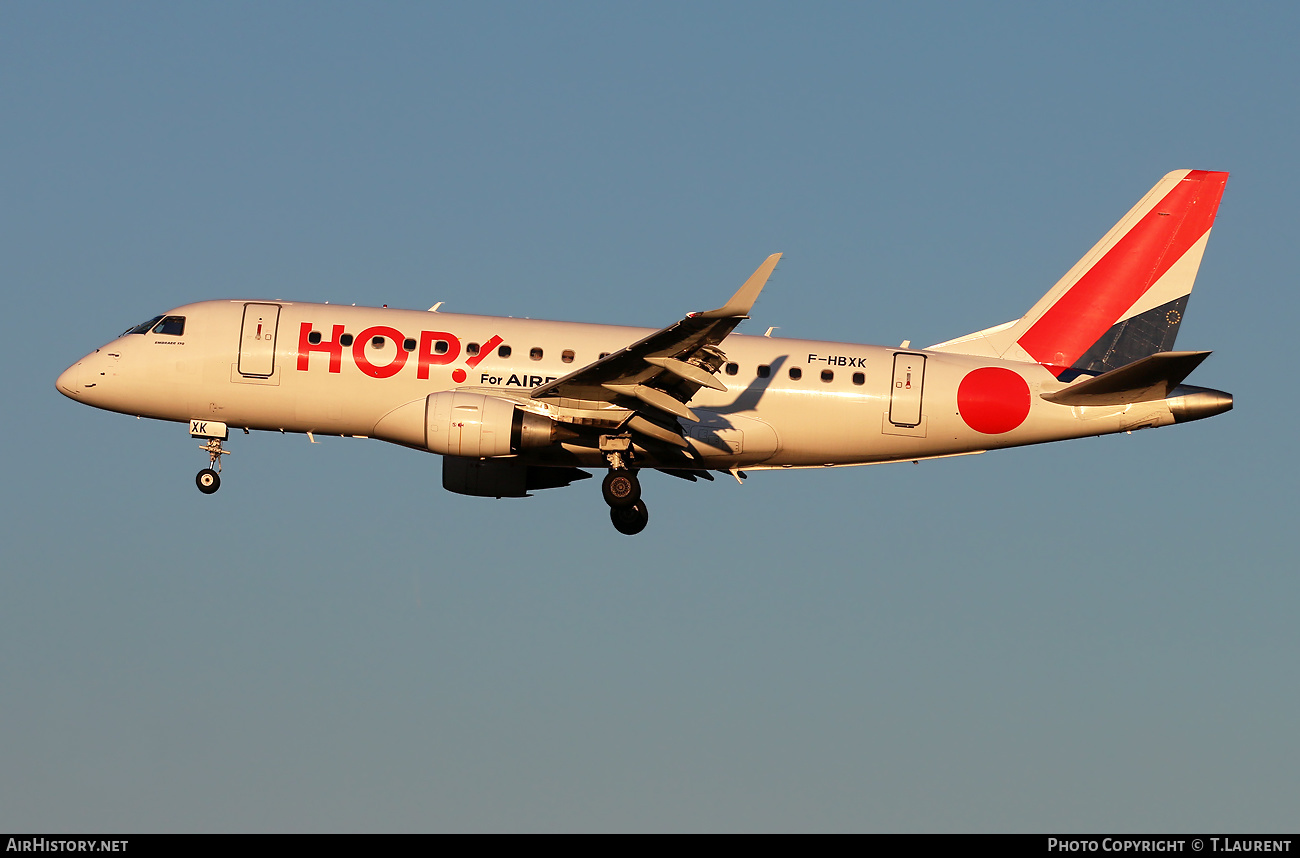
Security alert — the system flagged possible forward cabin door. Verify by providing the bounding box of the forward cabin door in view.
[888,352,925,428]
[238,303,281,377]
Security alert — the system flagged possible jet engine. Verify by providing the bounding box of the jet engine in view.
[425,391,563,458]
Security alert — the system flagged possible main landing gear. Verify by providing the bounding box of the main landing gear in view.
[609,500,649,535]
[601,469,641,508]
[604,469,647,535]
[600,434,648,535]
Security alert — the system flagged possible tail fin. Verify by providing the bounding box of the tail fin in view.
[931,170,1228,379]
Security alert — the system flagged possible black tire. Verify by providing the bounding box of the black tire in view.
[196,469,221,494]
[601,470,640,509]
[610,501,649,535]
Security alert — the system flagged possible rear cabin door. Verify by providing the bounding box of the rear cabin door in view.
[238,303,281,377]
[888,352,926,428]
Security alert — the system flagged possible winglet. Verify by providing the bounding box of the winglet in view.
[698,253,782,319]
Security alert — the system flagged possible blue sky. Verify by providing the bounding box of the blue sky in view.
[2,2,1296,832]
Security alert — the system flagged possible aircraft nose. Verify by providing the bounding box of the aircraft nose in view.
[56,361,83,398]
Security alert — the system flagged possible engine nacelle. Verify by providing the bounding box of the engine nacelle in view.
[425,391,558,458]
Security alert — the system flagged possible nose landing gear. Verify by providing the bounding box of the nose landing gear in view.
[191,420,231,495]
[196,437,230,494]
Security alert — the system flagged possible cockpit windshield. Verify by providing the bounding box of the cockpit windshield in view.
[123,316,164,336]
[122,315,185,336]
[153,316,185,336]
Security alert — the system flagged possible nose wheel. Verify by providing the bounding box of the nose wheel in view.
[196,468,221,494]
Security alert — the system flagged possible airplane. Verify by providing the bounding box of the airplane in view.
[56,169,1232,535]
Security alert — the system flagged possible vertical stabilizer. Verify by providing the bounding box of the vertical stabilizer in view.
[931,170,1228,378]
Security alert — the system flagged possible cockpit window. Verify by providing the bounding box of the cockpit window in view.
[123,315,164,336]
[152,316,185,336]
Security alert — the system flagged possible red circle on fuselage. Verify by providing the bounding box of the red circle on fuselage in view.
[452,368,467,384]
[957,367,1031,434]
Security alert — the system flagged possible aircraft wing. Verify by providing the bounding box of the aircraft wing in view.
[530,254,781,433]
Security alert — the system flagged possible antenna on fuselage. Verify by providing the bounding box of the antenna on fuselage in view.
[428,302,443,313]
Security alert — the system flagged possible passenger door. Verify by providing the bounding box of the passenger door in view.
[237,303,281,378]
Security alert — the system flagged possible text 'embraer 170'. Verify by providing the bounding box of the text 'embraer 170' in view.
[57,170,1232,534]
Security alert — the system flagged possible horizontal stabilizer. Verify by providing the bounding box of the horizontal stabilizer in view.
[1041,351,1211,406]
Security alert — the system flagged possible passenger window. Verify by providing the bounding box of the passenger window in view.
[403,338,417,351]
[339,333,354,347]
[789,367,802,380]
[853,372,865,386]
[467,343,480,356]
[435,340,449,354]
[725,363,738,376]
[371,336,385,348]
[562,349,575,364]
[530,347,543,361]
[498,345,511,358]
[821,369,834,382]
[757,364,771,378]
[308,331,322,345]
[152,316,185,336]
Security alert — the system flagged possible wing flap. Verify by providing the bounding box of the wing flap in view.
[645,356,727,391]
[626,414,690,447]
[603,382,700,422]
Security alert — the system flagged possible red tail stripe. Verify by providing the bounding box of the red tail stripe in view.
[1018,171,1227,374]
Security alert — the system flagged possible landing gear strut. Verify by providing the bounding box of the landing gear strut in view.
[600,433,648,535]
[195,435,230,495]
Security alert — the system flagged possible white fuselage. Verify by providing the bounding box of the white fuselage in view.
[57,298,1191,471]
